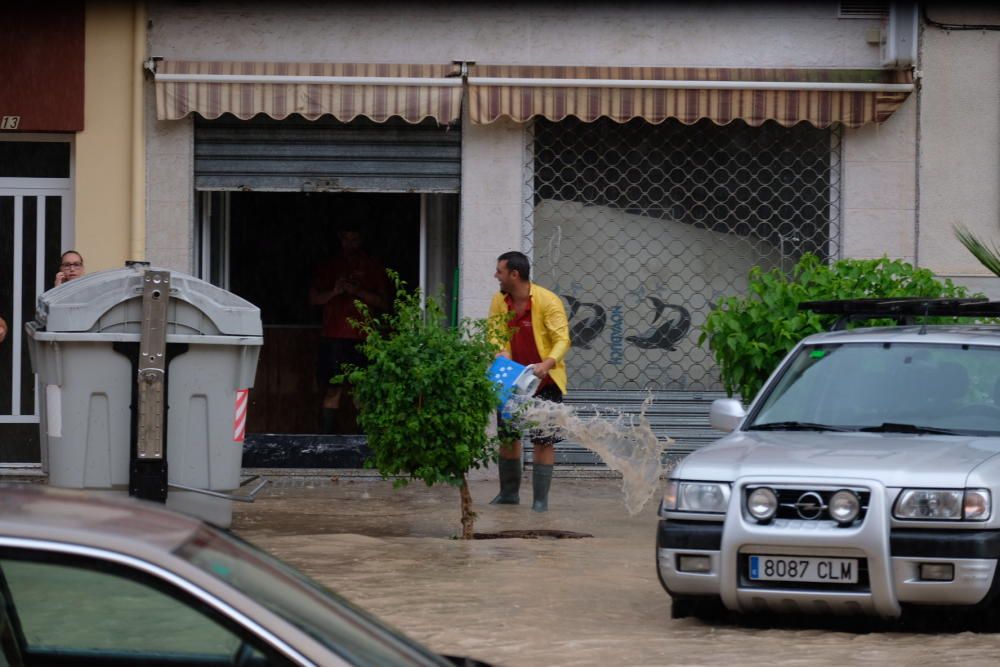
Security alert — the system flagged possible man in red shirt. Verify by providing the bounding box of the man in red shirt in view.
[488,251,571,512]
[309,223,390,433]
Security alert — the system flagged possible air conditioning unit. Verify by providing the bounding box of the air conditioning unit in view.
[881,2,918,68]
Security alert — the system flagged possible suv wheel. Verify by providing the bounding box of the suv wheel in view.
[670,596,726,621]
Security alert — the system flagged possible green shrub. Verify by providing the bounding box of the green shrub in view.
[698,254,969,401]
[342,274,506,538]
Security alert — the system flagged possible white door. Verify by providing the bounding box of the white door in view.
[0,135,73,460]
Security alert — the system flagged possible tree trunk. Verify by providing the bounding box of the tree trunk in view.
[459,473,475,539]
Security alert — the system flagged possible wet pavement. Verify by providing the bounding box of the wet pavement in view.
[233,472,1000,667]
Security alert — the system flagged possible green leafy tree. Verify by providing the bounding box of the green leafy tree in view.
[699,253,969,401]
[343,274,505,539]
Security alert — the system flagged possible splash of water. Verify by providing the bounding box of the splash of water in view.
[509,394,672,515]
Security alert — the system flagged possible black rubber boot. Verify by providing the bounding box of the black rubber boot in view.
[532,463,553,512]
[490,458,521,504]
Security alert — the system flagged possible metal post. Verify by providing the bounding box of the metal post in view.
[130,269,170,502]
[419,194,427,311]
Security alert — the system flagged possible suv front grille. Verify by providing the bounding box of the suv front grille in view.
[746,486,871,525]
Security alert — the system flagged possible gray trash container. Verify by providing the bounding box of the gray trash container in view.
[25,264,263,526]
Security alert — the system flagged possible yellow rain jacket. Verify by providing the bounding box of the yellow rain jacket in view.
[488,283,571,394]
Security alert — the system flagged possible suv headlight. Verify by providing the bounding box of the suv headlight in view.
[893,489,991,521]
[662,480,731,514]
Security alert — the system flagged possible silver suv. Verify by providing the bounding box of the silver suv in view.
[657,298,1000,620]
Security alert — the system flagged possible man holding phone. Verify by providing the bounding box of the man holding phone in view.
[54,250,85,287]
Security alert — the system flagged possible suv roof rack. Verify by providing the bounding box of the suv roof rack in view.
[799,297,1000,331]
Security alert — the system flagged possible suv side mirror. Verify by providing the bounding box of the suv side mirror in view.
[710,398,746,432]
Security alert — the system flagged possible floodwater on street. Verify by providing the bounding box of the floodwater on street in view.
[233,474,1000,667]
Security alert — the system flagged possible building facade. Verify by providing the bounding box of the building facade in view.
[4,2,999,461]
[0,1,140,459]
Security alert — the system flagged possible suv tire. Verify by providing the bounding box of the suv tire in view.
[670,596,726,621]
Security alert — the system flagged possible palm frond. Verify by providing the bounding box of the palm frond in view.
[954,225,1000,277]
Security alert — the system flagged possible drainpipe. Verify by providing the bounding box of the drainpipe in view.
[913,13,924,268]
[130,0,146,261]
[419,194,427,311]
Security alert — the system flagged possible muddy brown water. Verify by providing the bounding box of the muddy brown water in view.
[233,475,1000,666]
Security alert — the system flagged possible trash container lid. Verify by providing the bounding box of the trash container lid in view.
[35,265,262,336]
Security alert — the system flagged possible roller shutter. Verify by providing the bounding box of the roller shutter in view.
[194,116,460,193]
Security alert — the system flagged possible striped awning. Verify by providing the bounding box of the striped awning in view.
[154,61,464,124]
[468,66,914,128]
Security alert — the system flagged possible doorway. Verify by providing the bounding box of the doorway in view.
[0,136,74,462]
[197,190,459,435]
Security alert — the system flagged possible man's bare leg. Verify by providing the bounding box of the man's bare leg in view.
[533,442,554,465]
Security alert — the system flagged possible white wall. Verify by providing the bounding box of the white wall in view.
[148,2,882,67]
[459,115,525,319]
[841,102,917,263]
[917,5,1000,284]
[145,83,194,273]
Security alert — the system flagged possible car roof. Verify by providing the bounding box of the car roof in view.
[0,484,202,554]
[801,324,1000,347]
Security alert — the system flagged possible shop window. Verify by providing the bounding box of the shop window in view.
[526,118,841,392]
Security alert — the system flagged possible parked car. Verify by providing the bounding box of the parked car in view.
[657,298,1000,621]
[0,484,489,666]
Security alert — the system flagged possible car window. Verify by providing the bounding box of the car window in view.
[176,526,450,667]
[0,553,289,666]
[751,342,1000,434]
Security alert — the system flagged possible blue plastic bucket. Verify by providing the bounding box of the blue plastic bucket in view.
[488,357,535,419]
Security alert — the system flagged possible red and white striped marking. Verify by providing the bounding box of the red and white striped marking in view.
[233,389,248,442]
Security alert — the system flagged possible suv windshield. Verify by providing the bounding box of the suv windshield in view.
[748,342,1000,435]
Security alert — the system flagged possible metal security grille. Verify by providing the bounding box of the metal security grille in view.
[524,117,842,393]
